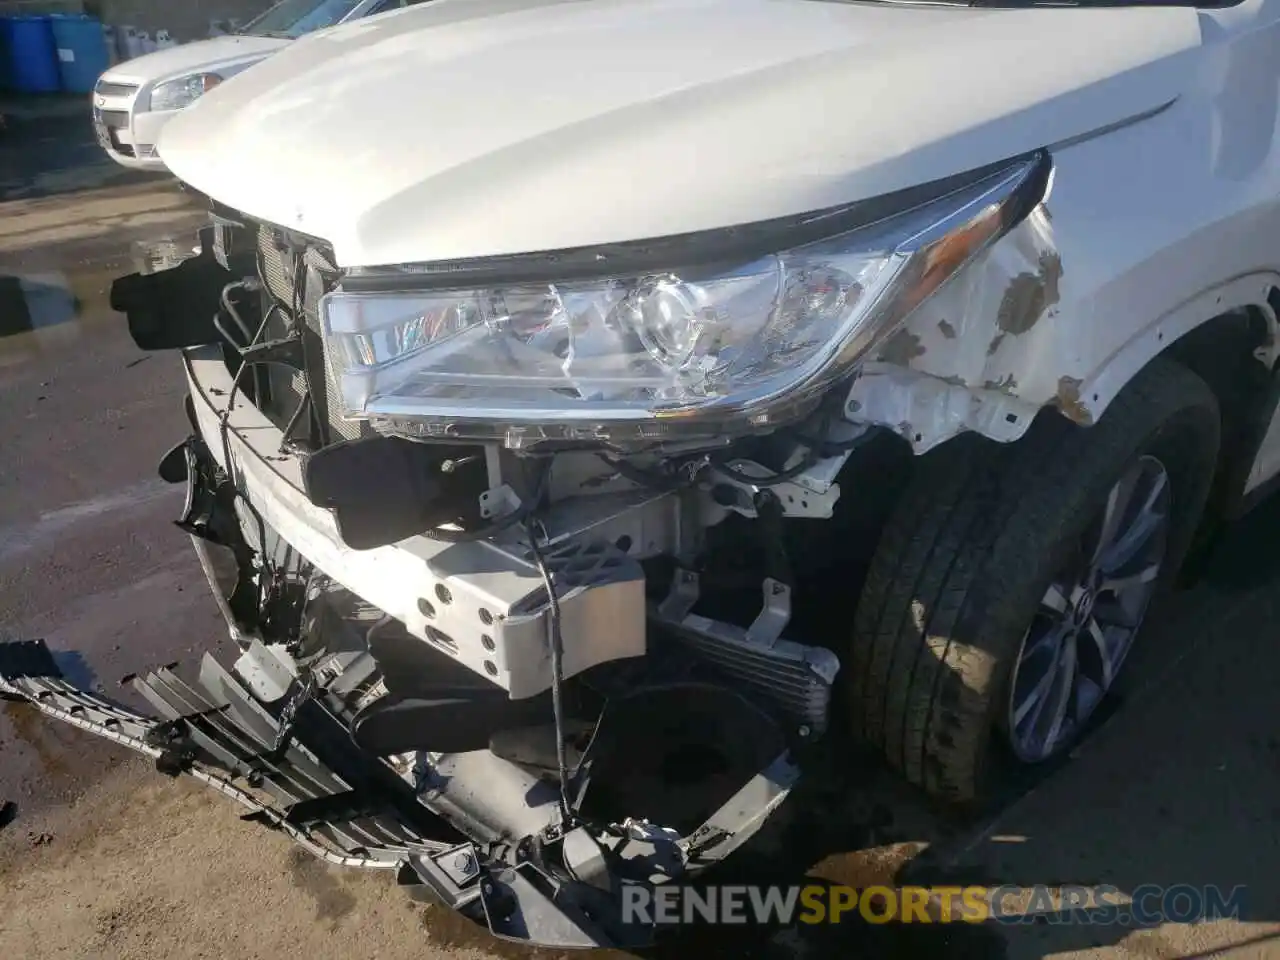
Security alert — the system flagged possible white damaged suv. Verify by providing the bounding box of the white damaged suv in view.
[8,0,1280,948]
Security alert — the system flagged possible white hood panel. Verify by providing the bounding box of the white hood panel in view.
[100,35,291,85]
[159,0,1201,267]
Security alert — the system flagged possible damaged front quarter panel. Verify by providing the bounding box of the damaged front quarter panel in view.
[845,203,1084,451]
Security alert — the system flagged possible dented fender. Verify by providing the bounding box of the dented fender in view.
[847,203,1078,452]
[846,193,1280,454]
[845,30,1280,455]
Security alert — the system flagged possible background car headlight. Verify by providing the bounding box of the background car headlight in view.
[320,154,1049,448]
[148,73,222,112]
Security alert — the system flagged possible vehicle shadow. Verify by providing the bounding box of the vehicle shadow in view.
[633,490,1280,959]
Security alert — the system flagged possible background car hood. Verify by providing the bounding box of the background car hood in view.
[100,35,291,86]
[159,0,1201,268]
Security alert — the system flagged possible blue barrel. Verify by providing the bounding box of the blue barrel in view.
[8,15,59,94]
[49,14,108,94]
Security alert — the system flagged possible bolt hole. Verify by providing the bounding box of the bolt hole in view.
[914,433,922,443]
[418,598,436,619]
[435,584,452,605]
[1092,393,1099,402]
[615,534,633,553]
[482,634,495,652]
[479,607,493,625]
[1005,413,1018,424]
[484,660,498,677]
[801,500,809,509]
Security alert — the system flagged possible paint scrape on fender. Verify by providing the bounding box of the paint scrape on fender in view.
[1055,375,1094,425]
[876,329,927,366]
[996,252,1063,335]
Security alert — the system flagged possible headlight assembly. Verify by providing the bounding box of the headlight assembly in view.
[320,153,1050,449]
[148,73,222,112]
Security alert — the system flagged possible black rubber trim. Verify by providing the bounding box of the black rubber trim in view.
[341,150,1052,291]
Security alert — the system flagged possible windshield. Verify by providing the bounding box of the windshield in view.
[240,0,365,38]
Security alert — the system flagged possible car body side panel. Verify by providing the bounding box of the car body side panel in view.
[849,0,1280,465]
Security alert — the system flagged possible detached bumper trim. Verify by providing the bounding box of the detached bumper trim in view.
[1,637,803,949]
[0,640,445,870]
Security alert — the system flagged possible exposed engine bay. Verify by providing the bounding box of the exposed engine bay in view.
[0,154,1051,948]
[0,217,885,951]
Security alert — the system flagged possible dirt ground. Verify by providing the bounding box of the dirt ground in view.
[0,764,523,960]
[3,102,1280,960]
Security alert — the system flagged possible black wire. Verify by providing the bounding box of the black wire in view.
[787,430,873,457]
[279,388,312,451]
[523,517,575,827]
[220,279,264,405]
[713,445,823,487]
[595,453,690,492]
[710,404,871,486]
[216,275,282,574]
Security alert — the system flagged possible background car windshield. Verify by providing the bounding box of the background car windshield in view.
[241,0,365,38]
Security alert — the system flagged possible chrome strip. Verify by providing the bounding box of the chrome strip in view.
[1048,97,1179,152]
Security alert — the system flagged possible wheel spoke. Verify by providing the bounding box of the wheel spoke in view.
[1093,594,1140,629]
[1098,501,1165,574]
[1022,619,1069,663]
[1092,468,1141,566]
[1013,652,1062,728]
[1082,617,1116,689]
[1098,561,1161,596]
[1040,584,1072,618]
[1039,634,1078,752]
[1012,625,1077,756]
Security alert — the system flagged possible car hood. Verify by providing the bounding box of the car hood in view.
[159,0,1201,268]
[100,35,291,86]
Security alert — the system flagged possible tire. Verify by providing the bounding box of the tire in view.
[846,357,1221,806]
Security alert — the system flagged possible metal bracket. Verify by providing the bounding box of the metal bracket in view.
[653,571,838,733]
[478,484,520,520]
[746,578,791,647]
[233,639,299,703]
[435,844,483,890]
[657,568,701,621]
[240,335,305,370]
[414,842,484,898]
[711,459,841,519]
[659,572,791,649]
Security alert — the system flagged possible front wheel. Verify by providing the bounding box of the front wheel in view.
[846,358,1221,806]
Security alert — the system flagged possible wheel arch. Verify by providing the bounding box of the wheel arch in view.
[1071,274,1280,430]
[1074,282,1280,580]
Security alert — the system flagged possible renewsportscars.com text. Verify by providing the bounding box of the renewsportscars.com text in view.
[621,884,1248,927]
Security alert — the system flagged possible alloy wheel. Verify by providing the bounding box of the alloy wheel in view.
[1006,454,1171,763]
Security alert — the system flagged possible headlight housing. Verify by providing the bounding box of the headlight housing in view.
[148,73,222,113]
[321,153,1049,449]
